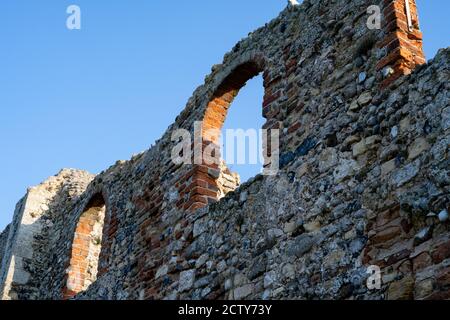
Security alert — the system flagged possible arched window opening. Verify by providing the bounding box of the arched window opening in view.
[220,74,265,185]
[184,59,271,212]
[63,194,106,299]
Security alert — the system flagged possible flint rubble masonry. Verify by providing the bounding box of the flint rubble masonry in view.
[0,0,449,300]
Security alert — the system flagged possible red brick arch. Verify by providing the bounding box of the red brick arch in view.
[178,55,282,211]
[63,193,108,299]
[202,60,266,145]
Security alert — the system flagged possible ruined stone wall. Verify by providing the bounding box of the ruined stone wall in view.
[362,50,450,300]
[0,0,448,300]
[0,169,94,299]
[80,47,447,301]
[200,49,450,300]
[0,225,10,270]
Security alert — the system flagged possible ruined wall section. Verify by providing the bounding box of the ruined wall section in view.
[0,225,10,271]
[76,0,437,300]
[83,48,447,300]
[26,158,146,299]
[3,0,446,300]
[79,0,397,299]
[0,196,27,300]
[362,49,450,300]
[0,169,94,300]
[31,169,97,300]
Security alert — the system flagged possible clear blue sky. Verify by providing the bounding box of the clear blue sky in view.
[0,1,448,230]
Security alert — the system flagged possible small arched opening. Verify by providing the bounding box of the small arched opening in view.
[63,193,106,299]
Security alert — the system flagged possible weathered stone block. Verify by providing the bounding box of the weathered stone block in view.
[392,161,420,187]
[431,240,450,264]
[370,226,402,245]
[234,284,254,300]
[179,270,196,292]
[333,159,360,183]
[318,148,339,173]
[353,140,367,157]
[415,278,434,300]
[442,106,450,130]
[287,234,316,257]
[387,275,415,300]
[408,137,430,160]
[357,92,372,106]
[381,159,397,176]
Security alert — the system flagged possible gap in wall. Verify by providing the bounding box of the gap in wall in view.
[220,74,265,184]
